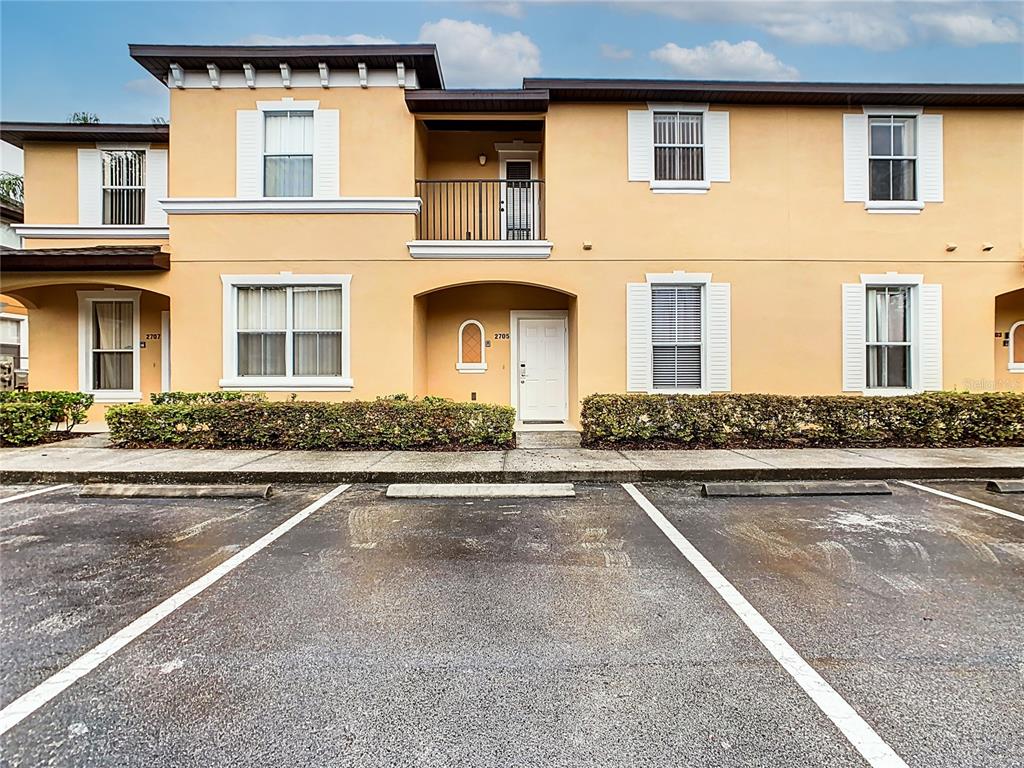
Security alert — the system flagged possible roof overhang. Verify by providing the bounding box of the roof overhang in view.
[0,123,168,149]
[406,89,549,113]
[0,245,169,272]
[524,79,1024,108]
[130,43,444,89]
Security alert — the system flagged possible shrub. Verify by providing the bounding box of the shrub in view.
[0,390,93,431]
[0,402,51,446]
[581,392,1024,449]
[150,391,266,406]
[106,397,516,451]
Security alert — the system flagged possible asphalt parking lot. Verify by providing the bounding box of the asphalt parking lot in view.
[0,480,1021,767]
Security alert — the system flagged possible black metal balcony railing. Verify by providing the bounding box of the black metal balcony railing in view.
[416,179,545,241]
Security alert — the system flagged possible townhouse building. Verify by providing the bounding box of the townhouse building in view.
[1,43,1022,430]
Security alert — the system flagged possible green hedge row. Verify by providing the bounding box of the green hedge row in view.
[581,392,1024,449]
[0,403,51,446]
[107,396,516,450]
[150,391,266,405]
[0,390,93,431]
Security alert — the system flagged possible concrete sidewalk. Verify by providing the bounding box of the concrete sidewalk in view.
[1,437,1022,483]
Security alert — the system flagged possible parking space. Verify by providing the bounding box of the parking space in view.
[0,479,1021,766]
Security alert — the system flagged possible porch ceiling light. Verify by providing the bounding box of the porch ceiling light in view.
[478,154,487,166]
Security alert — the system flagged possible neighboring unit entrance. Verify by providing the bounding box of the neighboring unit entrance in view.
[513,312,568,423]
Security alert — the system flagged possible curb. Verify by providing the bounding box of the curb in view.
[1,466,1021,485]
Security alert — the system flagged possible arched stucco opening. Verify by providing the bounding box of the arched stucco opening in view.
[995,286,1024,391]
[413,281,579,425]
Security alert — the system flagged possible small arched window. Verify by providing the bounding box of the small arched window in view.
[1010,321,1024,372]
[457,319,487,373]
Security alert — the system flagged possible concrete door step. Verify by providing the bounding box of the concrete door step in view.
[515,430,582,449]
[386,483,575,499]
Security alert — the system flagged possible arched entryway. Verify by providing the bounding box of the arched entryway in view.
[996,287,1024,391]
[413,282,579,425]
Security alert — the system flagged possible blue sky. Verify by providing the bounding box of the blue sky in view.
[1,1,1021,123]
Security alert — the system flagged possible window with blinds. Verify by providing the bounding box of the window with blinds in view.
[102,150,146,225]
[651,284,703,389]
[653,112,704,182]
[236,285,343,377]
[264,111,314,197]
[865,285,911,388]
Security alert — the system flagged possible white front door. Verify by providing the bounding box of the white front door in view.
[517,317,567,422]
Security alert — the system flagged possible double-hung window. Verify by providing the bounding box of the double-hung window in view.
[651,284,703,389]
[263,111,313,197]
[77,290,140,401]
[868,116,916,203]
[102,150,146,224]
[653,112,704,182]
[223,276,351,389]
[865,286,912,389]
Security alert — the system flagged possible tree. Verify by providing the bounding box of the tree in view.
[67,112,100,124]
[0,172,23,203]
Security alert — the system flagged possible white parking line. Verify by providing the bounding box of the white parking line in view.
[0,484,72,506]
[898,480,1024,524]
[0,483,351,736]
[622,483,908,768]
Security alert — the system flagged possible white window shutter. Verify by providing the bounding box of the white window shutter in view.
[77,149,102,225]
[705,111,731,183]
[843,114,868,203]
[707,283,731,391]
[918,283,943,390]
[313,109,340,198]
[145,149,168,226]
[918,114,943,203]
[842,283,866,391]
[236,110,261,198]
[627,110,653,182]
[626,282,652,391]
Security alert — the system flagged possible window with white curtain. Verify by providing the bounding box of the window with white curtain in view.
[235,285,344,378]
[865,286,912,389]
[263,111,313,197]
[91,300,135,390]
[651,284,703,389]
[653,112,704,182]
[102,150,146,224]
[869,116,916,202]
[0,317,22,367]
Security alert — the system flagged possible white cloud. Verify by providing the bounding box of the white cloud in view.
[234,33,397,46]
[477,2,525,18]
[418,19,541,87]
[651,40,800,80]
[600,43,634,60]
[623,1,1022,51]
[912,11,1019,45]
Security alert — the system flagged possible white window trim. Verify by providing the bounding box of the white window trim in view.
[860,272,923,396]
[862,107,924,214]
[456,319,487,373]
[646,271,710,394]
[219,273,352,391]
[648,102,710,193]
[77,289,142,403]
[255,99,320,201]
[0,312,28,372]
[1009,321,1024,373]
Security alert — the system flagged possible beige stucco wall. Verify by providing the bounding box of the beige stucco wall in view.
[7,93,1023,422]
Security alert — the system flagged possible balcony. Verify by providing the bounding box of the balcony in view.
[409,178,552,259]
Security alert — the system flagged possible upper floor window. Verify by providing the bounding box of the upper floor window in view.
[102,150,146,225]
[653,112,704,182]
[263,111,313,197]
[869,116,916,202]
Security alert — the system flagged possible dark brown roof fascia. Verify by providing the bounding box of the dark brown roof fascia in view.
[130,43,444,89]
[406,89,549,113]
[0,123,169,149]
[524,79,1024,108]
[0,245,169,272]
